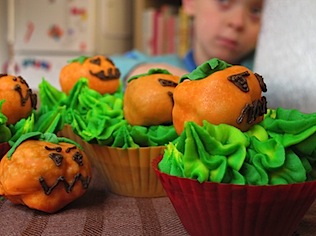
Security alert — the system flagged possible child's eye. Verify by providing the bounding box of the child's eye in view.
[250,6,262,19]
[216,0,231,4]
[214,0,232,8]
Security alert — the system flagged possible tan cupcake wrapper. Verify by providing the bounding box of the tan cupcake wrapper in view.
[85,144,166,197]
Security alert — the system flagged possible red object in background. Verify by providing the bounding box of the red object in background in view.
[70,6,87,17]
[24,21,35,43]
[48,24,63,40]
[2,61,19,74]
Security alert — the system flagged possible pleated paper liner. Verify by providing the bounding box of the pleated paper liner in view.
[84,144,166,197]
[0,142,10,160]
[153,155,316,236]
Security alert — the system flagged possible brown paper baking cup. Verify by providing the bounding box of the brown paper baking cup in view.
[0,142,10,160]
[153,156,316,236]
[85,144,166,197]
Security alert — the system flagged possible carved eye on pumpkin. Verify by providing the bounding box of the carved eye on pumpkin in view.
[45,145,84,167]
[59,55,121,95]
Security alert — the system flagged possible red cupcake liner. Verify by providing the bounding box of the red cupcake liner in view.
[153,156,316,236]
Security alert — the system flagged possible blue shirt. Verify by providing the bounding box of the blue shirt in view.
[110,49,254,84]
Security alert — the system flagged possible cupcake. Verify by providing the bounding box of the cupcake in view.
[153,59,316,236]
[154,110,316,236]
[85,68,179,197]
[39,68,180,197]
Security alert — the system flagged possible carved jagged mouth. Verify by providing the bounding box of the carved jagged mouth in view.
[236,96,267,124]
[89,68,120,81]
[39,173,91,195]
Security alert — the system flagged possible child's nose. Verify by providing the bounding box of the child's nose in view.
[228,6,246,31]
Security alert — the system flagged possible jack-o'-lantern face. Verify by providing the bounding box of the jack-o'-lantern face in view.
[0,74,37,125]
[172,59,267,134]
[123,69,179,126]
[86,55,120,81]
[0,139,92,213]
[39,143,91,195]
[59,55,121,95]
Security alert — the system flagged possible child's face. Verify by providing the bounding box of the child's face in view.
[184,0,264,65]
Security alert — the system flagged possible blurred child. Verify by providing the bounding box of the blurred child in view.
[111,0,264,85]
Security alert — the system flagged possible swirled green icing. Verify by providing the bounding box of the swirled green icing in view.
[159,108,316,185]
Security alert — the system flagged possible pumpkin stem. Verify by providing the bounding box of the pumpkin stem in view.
[7,132,83,159]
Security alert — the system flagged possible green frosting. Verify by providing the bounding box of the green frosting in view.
[127,68,172,83]
[159,108,316,185]
[38,78,178,148]
[180,58,232,83]
[67,55,89,64]
[0,100,12,142]
[5,78,66,147]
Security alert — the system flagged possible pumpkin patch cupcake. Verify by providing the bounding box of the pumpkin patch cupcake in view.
[85,68,179,197]
[153,59,316,236]
[74,69,179,197]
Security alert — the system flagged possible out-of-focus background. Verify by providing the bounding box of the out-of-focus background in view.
[0,0,186,89]
[1,0,316,113]
[254,0,316,113]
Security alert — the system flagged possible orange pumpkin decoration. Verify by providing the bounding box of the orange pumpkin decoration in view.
[123,69,179,126]
[59,55,121,95]
[0,133,92,213]
[0,74,37,125]
[172,58,267,135]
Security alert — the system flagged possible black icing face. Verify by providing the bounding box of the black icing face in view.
[226,70,267,126]
[39,145,91,195]
[45,145,83,167]
[88,56,120,81]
